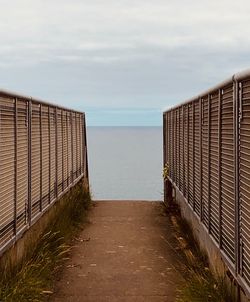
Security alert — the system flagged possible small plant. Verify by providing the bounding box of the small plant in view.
[176,269,235,302]
[162,163,169,180]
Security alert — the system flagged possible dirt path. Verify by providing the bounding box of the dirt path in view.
[52,201,184,302]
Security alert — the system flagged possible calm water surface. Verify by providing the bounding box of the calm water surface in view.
[87,127,163,200]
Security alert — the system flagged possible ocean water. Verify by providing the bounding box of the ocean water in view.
[87,127,163,200]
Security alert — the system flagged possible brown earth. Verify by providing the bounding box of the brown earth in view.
[52,201,185,302]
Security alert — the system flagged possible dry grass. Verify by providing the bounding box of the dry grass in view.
[163,203,236,302]
[0,182,91,302]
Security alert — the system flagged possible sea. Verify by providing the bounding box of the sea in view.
[87,126,163,200]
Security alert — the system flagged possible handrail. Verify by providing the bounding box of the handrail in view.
[163,68,250,113]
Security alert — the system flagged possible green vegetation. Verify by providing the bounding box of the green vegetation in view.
[0,182,91,302]
[163,204,236,302]
[162,163,170,180]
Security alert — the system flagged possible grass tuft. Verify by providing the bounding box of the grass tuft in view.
[0,182,91,302]
[163,202,236,302]
[176,268,235,302]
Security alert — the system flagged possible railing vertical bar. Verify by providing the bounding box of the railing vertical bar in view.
[170,110,172,180]
[14,98,18,235]
[81,113,84,176]
[168,112,170,171]
[238,81,243,276]
[175,109,178,184]
[176,108,178,185]
[172,110,174,182]
[83,113,89,183]
[169,111,171,190]
[40,104,43,211]
[187,104,190,203]
[234,79,240,274]
[187,104,189,203]
[218,89,222,248]
[172,110,174,181]
[78,114,80,176]
[181,107,182,190]
[200,98,203,221]
[176,109,178,185]
[163,113,166,202]
[66,112,69,187]
[207,94,211,233]
[192,101,195,210]
[48,106,51,203]
[79,114,82,176]
[173,110,175,183]
[71,111,74,183]
[61,110,64,191]
[163,113,166,167]
[182,106,185,197]
[76,113,79,177]
[168,112,171,177]
[28,99,32,224]
[55,107,58,198]
[169,110,174,180]
[179,108,182,191]
[163,113,167,203]
[168,112,170,168]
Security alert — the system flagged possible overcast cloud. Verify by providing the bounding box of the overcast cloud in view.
[0,0,249,125]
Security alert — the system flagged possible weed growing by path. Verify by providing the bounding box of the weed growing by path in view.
[163,203,236,302]
[0,182,91,302]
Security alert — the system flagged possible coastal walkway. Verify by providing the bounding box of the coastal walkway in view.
[52,201,185,302]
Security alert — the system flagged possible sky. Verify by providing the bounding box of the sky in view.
[0,0,250,126]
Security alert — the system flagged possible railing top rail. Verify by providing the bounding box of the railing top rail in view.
[0,88,84,115]
[163,68,250,114]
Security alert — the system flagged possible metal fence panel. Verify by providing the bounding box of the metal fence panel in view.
[163,70,250,296]
[0,90,88,257]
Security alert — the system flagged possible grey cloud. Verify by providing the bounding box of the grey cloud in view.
[0,0,250,125]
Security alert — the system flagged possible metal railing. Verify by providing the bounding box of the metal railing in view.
[0,89,88,256]
[163,69,250,295]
